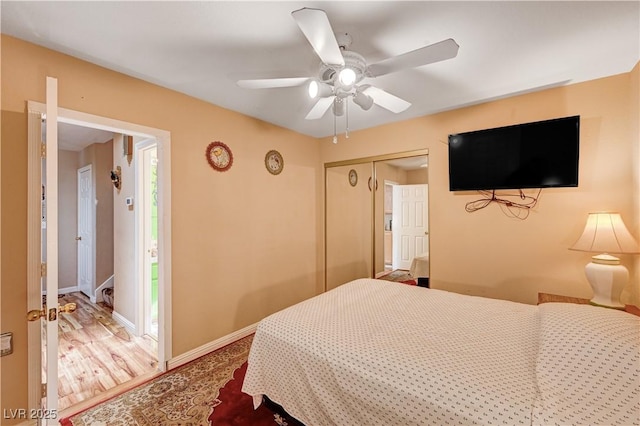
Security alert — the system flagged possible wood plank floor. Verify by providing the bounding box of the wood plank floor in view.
[54,292,158,411]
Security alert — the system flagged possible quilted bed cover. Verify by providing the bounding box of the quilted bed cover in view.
[242,279,639,425]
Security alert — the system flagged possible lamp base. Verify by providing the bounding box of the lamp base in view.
[584,254,627,310]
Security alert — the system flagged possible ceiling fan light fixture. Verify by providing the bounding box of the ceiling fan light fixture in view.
[308,80,333,98]
[353,90,374,110]
[338,68,357,87]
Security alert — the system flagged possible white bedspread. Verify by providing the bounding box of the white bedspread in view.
[242,278,640,425]
[532,303,639,426]
[242,278,540,425]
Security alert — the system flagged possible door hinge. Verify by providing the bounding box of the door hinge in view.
[41,383,47,398]
[40,143,46,158]
[40,263,47,277]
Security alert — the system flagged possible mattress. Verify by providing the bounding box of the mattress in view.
[242,278,639,425]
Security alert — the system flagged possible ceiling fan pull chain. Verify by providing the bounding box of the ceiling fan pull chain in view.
[345,98,350,139]
[333,105,338,144]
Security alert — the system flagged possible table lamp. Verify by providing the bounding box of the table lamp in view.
[570,212,639,309]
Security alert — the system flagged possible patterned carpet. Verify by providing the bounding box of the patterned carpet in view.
[60,334,286,425]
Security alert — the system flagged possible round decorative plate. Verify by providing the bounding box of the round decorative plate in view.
[206,141,233,172]
[265,150,284,175]
[348,169,358,187]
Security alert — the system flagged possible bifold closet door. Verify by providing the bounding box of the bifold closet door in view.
[325,163,373,291]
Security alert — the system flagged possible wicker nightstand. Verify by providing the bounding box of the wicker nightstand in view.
[538,292,640,317]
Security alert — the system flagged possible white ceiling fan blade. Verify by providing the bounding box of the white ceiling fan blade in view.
[367,38,459,77]
[237,77,309,89]
[305,96,336,120]
[291,8,344,67]
[363,86,411,113]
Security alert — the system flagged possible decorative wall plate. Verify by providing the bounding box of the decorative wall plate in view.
[265,150,284,175]
[348,169,358,187]
[206,141,233,172]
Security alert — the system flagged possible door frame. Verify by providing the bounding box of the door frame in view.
[136,138,158,340]
[26,101,173,414]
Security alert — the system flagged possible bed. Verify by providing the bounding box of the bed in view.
[242,278,640,425]
[409,252,429,278]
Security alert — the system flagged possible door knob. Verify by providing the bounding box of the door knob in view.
[27,303,76,321]
[75,236,82,241]
[58,303,77,314]
[27,307,46,321]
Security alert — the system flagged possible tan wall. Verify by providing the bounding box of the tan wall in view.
[112,133,136,322]
[407,168,428,185]
[325,163,372,290]
[630,63,639,303]
[79,139,115,297]
[321,70,639,306]
[58,149,80,288]
[94,140,114,290]
[374,162,408,274]
[1,35,320,420]
[0,106,29,422]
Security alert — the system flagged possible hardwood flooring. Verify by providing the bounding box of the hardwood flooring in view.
[54,292,158,412]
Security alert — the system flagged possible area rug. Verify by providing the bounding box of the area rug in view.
[60,334,299,425]
[376,269,416,285]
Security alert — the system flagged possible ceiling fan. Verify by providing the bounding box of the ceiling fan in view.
[237,7,459,120]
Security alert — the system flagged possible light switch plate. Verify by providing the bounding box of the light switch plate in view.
[1,332,13,356]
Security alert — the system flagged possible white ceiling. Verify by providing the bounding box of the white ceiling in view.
[57,122,114,151]
[2,1,639,139]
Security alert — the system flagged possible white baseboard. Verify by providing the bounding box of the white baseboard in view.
[42,285,79,296]
[167,322,258,370]
[112,310,136,335]
[92,274,114,303]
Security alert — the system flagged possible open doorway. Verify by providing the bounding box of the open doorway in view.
[137,140,159,341]
[50,123,160,411]
[27,102,172,416]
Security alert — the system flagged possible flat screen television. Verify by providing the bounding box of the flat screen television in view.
[448,116,580,191]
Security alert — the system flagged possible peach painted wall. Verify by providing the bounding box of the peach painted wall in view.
[1,35,321,419]
[320,69,640,307]
[112,133,137,323]
[630,63,639,303]
[326,163,372,290]
[59,150,79,289]
[80,139,115,295]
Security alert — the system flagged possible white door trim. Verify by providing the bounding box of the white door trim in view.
[135,138,158,340]
[26,100,173,414]
[44,77,60,422]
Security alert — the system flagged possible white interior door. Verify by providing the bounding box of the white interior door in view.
[392,184,428,270]
[77,165,94,297]
[28,100,173,417]
[44,76,60,424]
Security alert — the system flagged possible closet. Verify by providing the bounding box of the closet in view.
[324,149,429,291]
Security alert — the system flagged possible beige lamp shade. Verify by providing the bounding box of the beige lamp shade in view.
[570,212,639,254]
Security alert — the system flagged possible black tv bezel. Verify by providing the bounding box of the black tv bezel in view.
[448,115,580,192]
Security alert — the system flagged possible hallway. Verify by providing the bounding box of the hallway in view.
[54,292,158,411]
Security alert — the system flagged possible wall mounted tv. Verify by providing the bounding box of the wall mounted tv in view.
[448,116,580,191]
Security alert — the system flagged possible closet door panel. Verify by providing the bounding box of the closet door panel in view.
[326,163,372,290]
